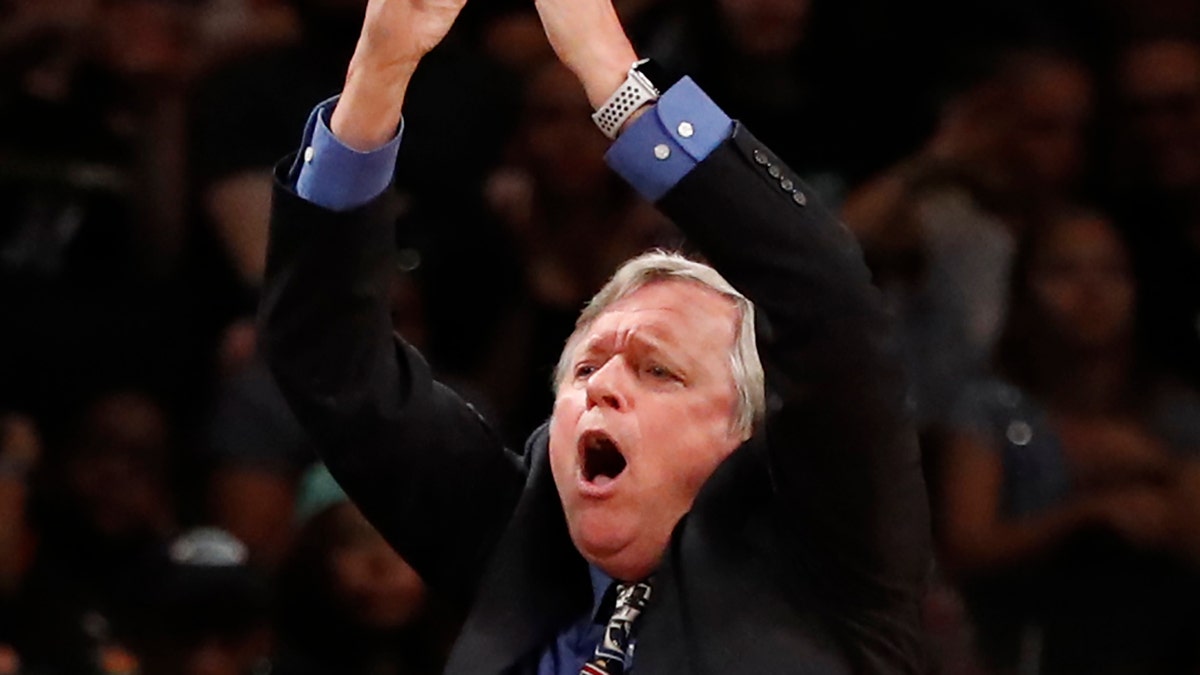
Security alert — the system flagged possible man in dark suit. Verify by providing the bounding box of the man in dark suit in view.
[259,0,932,672]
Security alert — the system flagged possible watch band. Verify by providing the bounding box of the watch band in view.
[592,58,662,140]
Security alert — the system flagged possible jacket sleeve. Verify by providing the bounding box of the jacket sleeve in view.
[657,125,932,672]
[258,159,527,609]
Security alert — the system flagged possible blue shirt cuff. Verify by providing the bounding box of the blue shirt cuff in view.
[294,96,404,212]
[605,76,733,202]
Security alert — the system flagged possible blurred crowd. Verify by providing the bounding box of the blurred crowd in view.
[2,0,1200,673]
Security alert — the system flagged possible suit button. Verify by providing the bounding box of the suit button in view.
[768,165,782,179]
[753,150,769,165]
[792,191,808,206]
[780,178,795,192]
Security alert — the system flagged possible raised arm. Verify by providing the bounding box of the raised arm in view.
[258,0,526,609]
[533,2,930,669]
[662,133,930,672]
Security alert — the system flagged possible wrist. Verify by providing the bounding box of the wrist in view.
[331,58,415,151]
[578,47,640,110]
[590,57,678,139]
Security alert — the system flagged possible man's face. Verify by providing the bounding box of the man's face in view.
[548,280,743,581]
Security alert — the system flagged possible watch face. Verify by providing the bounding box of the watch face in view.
[632,71,661,97]
[633,59,680,96]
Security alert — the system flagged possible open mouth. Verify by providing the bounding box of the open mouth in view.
[579,430,627,486]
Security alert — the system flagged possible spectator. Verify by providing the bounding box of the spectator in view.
[201,263,492,568]
[191,0,513,287]
[0,0,216,424]
[635,0,842,189]
[634,0,976,190]
[203,320,315,570]
[842,46,1095,428]
[0,0,193,276]
[191,0,515,392]
[14,391,177,673]
[1112,36,1200,387]
[272,464,456,675]
[190,0,367,289]
[939,209,1200,673]
[132,528,273,675]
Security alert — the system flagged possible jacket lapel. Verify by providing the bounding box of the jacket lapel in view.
[444,423,592,675]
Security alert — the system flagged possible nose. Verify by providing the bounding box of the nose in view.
[585,359,628,411]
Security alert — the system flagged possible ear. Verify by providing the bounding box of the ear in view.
[737,425,754,444]
[721,418,750,454]
[732,426,753,448]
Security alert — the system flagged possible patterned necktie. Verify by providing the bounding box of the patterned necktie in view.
[580,580,653,675]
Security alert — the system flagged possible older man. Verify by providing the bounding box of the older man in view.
[259,0,931,673]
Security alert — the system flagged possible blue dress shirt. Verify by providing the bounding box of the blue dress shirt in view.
[535,565,616,675]
[290,76,733,674]
[294,77,731,209]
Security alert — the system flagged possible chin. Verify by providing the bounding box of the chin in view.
[568,506,629,556]
[567,511,660,581]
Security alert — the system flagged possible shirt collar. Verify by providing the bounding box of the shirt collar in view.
[588,565,615,623]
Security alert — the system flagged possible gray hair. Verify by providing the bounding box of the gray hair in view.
[553,251,766,439]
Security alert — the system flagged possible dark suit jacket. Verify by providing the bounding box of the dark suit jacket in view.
[260,123,932,674]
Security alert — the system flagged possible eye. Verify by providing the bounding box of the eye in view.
[574,363,597,379]
[645,364,677,380]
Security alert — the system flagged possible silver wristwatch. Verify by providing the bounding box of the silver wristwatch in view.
[591,58,668,140]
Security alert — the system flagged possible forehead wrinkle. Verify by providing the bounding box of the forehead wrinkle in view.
[578,323,653,360]
[570,281,739,367]
[608,320,731,381]
[587,307,698,347]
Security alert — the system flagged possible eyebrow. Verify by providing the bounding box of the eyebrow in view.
[578,327,695,371]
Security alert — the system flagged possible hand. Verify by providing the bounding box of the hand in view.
[355,0,467,72]
[332,0,468,150]
[532,0,639,109]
